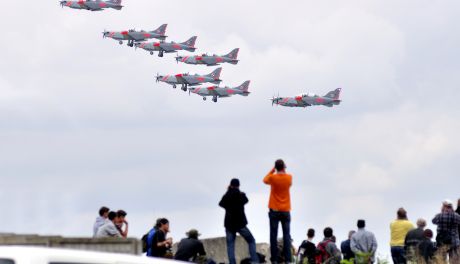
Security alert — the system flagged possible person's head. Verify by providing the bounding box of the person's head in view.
[186,229,201,239]
[117,210,127,223]
[397,207,408,220]
[99,206,110,218]
[424,229,433,239]
[156,218,170,233]
[274,159,286,172]
[357,219,366,229]
[108,211,118,222]
[416,218,427,229]
[323,227,333,238]
[443,199,454,211]
[307,228,315,239]
[348,230,356,239]
[229,178,240,189]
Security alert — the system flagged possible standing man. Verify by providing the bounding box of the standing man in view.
[341,231,356,261]
[432,199,460,263]
[457,199,460,240]
[390,208,414,264]
[404,218,426,263]
[219,178,258,264]
[350,220,378,264]
[151,218,173,258]
[263,159,292,264]
[316,227,342,264]
[298,228,316,264]
[93,206,109,237]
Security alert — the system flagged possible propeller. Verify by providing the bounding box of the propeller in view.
[102,30,108,39]
[155,73,162,83]
[175,56,182,64]
[271,92,280,106]
[60,1,66,8]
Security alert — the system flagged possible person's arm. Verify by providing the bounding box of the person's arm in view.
[198,242,206,256]
[120,221,129,238]
[263,168,275,184]
[370,234,378,254]
[350,236,358,254]
[219,192,228,209]
[241,192,249,205]
[432,214,440,225]
[108,224,122,237]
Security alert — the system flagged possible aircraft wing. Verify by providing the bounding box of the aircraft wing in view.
[160,45,178,53]
[180,76,196,85]
[202,57,217,66]
[127,32,145,41]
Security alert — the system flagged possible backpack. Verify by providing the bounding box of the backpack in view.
[315,240,332,264]
[141,228,156,255]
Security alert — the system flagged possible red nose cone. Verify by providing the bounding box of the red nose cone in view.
[121,31,129,35]
[196,56,202,61]
[175,74,183,77]
[153,43,161,47]
[295,96,302,100]
[207,86,215,91]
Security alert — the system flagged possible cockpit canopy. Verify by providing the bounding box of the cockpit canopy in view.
[299,93,318,97]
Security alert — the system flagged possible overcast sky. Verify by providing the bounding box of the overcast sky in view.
[1,0,460,259]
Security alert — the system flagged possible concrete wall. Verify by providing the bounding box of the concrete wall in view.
[0,234,141,255]
[196,236,270,263]
[0,234,270,263]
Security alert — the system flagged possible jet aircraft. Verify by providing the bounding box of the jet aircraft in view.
[156,68,222,91]
[102,24,167,47]
[60,0,123,11]
[135,36,197,57]
[176,48,239,66]
[270,88,342,108]
[189,81,250,103]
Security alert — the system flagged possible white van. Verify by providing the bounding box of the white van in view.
[0,246,181,264]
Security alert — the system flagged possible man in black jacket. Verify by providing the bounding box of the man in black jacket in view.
[219,178,258,264]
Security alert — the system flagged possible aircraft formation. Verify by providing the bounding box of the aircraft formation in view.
[61,1,342,108]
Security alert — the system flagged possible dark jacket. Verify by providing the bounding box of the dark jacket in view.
[340,239,355,260]
[298,240,316,264]
[218,187,248,232]
[404,228,425,248]
[457,207,460,240]
[174,238,206,261]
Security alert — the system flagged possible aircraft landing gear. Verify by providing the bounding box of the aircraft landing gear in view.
[158,51,164,57]
[212,96,218,103]
[118,41,123,45]
[173,84,177,89]
[127,40,134,47]
[150,51,154,55]
[203,97,207,101]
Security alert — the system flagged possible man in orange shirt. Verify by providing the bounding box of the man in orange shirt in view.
[263,159,293,263]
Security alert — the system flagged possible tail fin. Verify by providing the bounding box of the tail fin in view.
[152,24,167,35]
[224,48,239,59]
[324,88,341,100]
[182,36,197,47]
[236,80,250,92]
[108,0,122,4]
[207,67,222,80]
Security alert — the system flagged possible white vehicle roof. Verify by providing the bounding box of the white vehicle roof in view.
[0,246,180,264]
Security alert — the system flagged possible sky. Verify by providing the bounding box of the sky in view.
[1,0,460,259]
